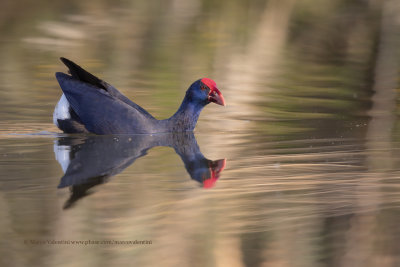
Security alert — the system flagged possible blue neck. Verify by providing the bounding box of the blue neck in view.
[161,97,205,132]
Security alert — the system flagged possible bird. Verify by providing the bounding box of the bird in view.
[55,133,226,208]
[53,57,225,134]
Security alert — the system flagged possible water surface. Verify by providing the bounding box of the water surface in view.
[1,0,400,266]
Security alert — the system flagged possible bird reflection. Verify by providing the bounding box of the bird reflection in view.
[54,132,226,209]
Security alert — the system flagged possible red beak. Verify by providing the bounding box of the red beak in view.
[208,89,226,106]
[203,159,227,189]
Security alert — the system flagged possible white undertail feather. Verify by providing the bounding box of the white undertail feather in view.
[53,142,70,173]
[53,94,70,127]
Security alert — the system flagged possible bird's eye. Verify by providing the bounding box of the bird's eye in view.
[201,86,206,91]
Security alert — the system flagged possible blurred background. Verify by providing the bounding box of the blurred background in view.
[1,0,400,266]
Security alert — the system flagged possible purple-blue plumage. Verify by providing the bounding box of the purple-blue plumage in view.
[54,57,225,134]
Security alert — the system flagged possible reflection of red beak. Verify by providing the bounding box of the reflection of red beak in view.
[203,159,226,189]
[208,89,226,106]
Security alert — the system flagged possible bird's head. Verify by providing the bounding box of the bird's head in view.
[187,78,225,107]
[203,158,227,189]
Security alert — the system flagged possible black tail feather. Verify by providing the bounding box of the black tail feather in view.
[60,57,106,90]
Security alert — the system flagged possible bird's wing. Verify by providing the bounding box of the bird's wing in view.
[60,57,155,119]
[56,72,156,134]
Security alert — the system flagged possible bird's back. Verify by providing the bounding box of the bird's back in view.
[53,58,156,134]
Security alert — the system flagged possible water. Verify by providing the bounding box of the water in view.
[1,0,400,266]
[3,132,400,266]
